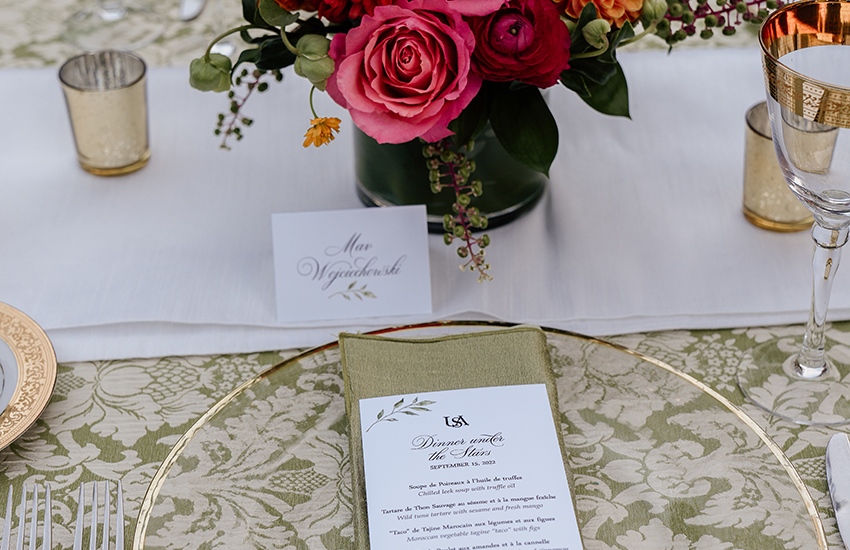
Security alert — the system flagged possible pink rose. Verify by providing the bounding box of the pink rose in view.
[468,0,571,88]
[326,0,482,144]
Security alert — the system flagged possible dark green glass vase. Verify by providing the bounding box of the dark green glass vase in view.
[354,126,547,232]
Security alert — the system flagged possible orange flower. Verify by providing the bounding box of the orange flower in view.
[303,117,342,147]
[561,0,643,27]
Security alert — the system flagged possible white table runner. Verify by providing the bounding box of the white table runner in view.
[0,46,838,362]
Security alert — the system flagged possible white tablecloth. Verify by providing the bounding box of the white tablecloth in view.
[0,46,836,362]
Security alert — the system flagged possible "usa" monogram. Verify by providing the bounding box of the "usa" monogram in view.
[444,415,469,428]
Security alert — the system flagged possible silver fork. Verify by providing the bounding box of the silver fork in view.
[72,482,124,550]
[1,483,52,550]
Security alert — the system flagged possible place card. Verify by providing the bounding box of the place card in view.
[358,384,584,550]
[271,206,432,322]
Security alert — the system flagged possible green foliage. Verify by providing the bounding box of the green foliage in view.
[582,18,612,48]
[258,0,299,27]
[235,37,296,72]
[233,16,338,74]
[449,81,558,177]
[489,84,558,177]
[574,62,630,117]
[241,0,273,28]
[294,35,334,91]
[189,54,233,92]
[560,3,632,118]
[449,83,492,148]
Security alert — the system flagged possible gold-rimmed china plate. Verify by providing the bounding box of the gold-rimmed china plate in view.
[135,321,826,550]
[0,302,57,451]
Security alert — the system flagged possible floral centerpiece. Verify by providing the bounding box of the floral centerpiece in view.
[190,0,778,281]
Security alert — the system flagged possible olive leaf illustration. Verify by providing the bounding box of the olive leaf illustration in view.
[366,396,436,432]
[329,280,377,300]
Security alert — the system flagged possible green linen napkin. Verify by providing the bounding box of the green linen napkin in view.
[339,326,571,550]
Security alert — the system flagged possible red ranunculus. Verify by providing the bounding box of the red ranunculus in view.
[272,0,320,12]
[326,0,482,143]
[468,0,571,88]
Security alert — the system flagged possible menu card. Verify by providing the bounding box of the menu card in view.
[340,327,585,550]
[359,384,583,550]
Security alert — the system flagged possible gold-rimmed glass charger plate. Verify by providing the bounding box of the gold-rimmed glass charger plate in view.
[0,302,57,451]
[134,322,826,550]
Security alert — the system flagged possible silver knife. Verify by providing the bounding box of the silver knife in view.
[179,0,207,21]
[827,433,850,545]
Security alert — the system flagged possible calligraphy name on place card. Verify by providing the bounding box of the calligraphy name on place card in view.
[298,232,405,295]
[272,206,432,323]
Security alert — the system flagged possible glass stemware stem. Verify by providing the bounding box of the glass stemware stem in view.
[98,1,128,21]
[798,224,849,377]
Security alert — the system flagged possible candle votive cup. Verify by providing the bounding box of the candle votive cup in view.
[59,51,150,176]
[742,101,813,232]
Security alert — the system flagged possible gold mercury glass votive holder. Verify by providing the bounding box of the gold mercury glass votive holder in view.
[59,51,151,176]
[742,101,814,232]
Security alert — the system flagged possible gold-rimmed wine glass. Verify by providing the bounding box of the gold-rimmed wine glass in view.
[737,0,850,425]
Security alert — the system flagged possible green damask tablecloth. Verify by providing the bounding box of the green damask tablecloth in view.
[134,324,837,550]
[0,0,245,68]
[0,3,846,549]
[3,323,849,549]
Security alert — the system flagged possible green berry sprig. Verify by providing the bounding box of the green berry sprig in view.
[657,0,781,45]
[423,140,492,283]
[215,68,283,150]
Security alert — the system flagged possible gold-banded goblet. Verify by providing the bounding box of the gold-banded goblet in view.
[737,0,850,425]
